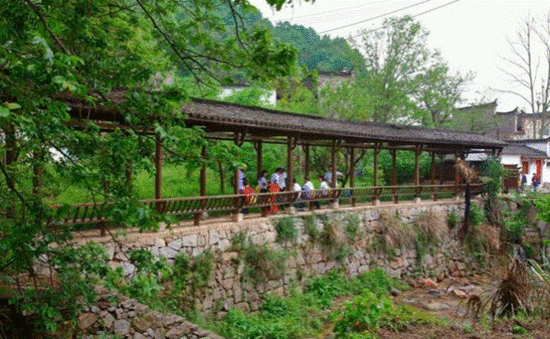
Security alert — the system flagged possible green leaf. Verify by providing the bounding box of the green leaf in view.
[0,106,10,117]
[7,103,21,110]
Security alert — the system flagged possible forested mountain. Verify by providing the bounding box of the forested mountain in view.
[220,5,366,75]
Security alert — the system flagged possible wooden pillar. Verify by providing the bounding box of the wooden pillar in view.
[439,153,445,185]
[391,149,398,203]
[286,136,295,191]
[372,144,381,205]
[373,143,380,187]
[194,145,207,226]
[349,147,356,207]
[430,152,437,201]
[255,141,262,179]
[331,140,337,188]
[454,150,461,196]
[155,135,163,213]
[304,144,310,178]
[414,144,421,201]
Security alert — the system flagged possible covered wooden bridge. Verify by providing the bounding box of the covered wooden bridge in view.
[63,97,506,230]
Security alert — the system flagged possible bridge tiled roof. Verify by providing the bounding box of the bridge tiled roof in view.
[182,98,507,149]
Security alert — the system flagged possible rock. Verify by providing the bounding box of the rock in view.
[103,312,115,329]
[122,262,136,276]
[105,246,116,260]
[427,289,440,296]
[159,246,179,259]
[453,289,467,299]
[422,278,438,289]
[155,238,165,247]
[447,261,458,273]
[222,251,238,261]
[113,319,131,336]
[165,325,186,339]
[168,238,183,251]
[424,302,449,312]
[134,333,147,339]
[132,312,155,332]
[181,234,198,247]
[78,313,98,330]
[209,230,220,245]
[390,288,402,296]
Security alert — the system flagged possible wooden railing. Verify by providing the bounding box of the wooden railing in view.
[49,183,482,234]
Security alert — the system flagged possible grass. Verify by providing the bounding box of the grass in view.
[206,268,410,339]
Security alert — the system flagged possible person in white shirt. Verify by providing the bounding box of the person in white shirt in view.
[319,175,330,196]
[302,176,319,209]
[279,168,287,190]
[270,167,281,189]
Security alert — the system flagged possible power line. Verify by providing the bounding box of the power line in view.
[318,0,432,35]
[279,0,394,22]
[349,0,461,39]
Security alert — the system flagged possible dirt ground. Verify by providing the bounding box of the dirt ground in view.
[375,275,550,339]
[318,274,550,339]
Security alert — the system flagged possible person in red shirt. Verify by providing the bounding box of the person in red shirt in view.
[268,180,280,214]
[241,178,255,214]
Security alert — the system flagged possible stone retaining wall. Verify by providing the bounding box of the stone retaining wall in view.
[78,287,223,339]
[88,200,475,317]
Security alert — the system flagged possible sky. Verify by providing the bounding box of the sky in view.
[248,0,550,112]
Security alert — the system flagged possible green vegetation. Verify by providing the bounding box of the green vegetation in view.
[212,269,410,339]
[332,291,442,339]
[275,217,298,243]
[231,231,287,284]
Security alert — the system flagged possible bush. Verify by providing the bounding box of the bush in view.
[275,217,298,243]
[469,203,486,227]
[304,214,320,242]
[377,211,415,252]
[447,209,458,229]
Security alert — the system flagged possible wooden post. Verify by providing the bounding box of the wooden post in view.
[331,140,337,189]
[155,135,163,213]
[414,144,421,202]
[286,137,295,211]
[304,143,310,178]
[430,152,437,201]
[233,167,241,219]
[255,141,262,179]
[391,149,398,203]
[373,143,381,205]
[456,151,462,195]
[287,136,295,191]
[349,147,356,207]
[194,145,207,226]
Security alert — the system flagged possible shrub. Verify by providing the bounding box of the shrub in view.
[320,220,352,261]
[469,203,486,227]
[275,217,298,243]
[304,214,320,242]
[377,211,415,252]
[414,210,444,245]
[243,244,287,283]
[346,213,361,242]
[447,209,458,229]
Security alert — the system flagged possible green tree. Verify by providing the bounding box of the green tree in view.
[0,0,306,334]
[350,16,470,125]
